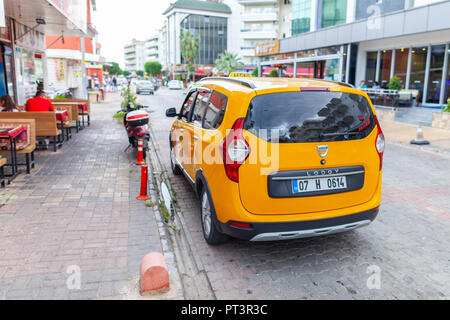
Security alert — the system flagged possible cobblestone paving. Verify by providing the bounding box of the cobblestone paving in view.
[0,94,164,299]
[146,89,450,300]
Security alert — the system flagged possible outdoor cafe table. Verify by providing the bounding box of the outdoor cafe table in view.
[0,125,25,183]
[53,101,88,129]
[55,109,69,142]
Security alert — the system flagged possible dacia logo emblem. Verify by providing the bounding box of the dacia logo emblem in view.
[317,145,328,158]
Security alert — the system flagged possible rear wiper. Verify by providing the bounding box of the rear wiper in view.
[320,132,360,138]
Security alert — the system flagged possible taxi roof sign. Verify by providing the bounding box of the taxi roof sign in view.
[229,72,253,78]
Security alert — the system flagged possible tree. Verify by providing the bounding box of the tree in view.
[252,67,259,77]
[104,62,123,75]
[215,51,244,75]
[180,29,199,78]
[136,70,144,77]
[123,70,131,77]
[268,69,278,77]
[144,61,162,76]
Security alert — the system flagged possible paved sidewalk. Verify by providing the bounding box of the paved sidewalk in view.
[0,93,180,299]
[379,119,450,151]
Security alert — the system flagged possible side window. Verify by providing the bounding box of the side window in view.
[204,90,228,129]
[179,91,196,121]
[191,90,211,126]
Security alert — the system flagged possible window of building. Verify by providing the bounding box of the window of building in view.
[379,50,392,88]
[365,51,378,86]
[291,0,312,35]
[426,45,445,104]
[394,48,409,88]
[409,47,428,102]
[321,0,347,28]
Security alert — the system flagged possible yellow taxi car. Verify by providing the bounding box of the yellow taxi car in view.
[165,77,384,245]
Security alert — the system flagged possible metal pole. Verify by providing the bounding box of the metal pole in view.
[81,36,88,99]
[439,43,449,106]
[422,45,431,105]
[293,53,297,78]
[375,50,381,82]
[405,47,412,90]
[390,49,396,80]
[345,44,351,83]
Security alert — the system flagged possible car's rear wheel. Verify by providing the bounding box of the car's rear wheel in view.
[201,188,228,245]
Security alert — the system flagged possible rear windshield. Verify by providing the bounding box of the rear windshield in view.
[243,91,375,143]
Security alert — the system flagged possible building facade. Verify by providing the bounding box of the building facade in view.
[255,0,450,107]
[145,35,159,63]
[2,0,93,105]
[163,0,237,75]
[124,39,146,72]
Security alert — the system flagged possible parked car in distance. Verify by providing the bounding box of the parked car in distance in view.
[166,77,384,245]
[168,80,183,90]
[136,80,155,95]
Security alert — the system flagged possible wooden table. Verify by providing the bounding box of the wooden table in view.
[0,125,25,183]
[55,110,69,142]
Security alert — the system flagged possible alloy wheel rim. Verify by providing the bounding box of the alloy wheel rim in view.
[202,192,212,237]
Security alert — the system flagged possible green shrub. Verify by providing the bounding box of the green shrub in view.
[442,98,450,112]
[252,67,258,77]
[268,69,278,77]
[388,76,403,91]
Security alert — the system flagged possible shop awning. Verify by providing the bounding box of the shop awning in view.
[4,0,90,37]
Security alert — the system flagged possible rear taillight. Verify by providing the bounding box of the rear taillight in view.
[220,118,250,182]
[374,116,384,170]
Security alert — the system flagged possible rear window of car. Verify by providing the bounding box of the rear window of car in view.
[243,91,375,143]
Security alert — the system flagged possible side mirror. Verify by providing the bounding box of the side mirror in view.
[165,107,178,117]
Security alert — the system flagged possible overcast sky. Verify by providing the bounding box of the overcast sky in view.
[92,0,172,68]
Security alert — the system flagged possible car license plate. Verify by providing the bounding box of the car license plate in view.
[292,176,347,194]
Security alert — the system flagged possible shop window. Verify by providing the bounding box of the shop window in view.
[365,51,378,86]
[426,45,445,104]
[409,47,428,102]
[394,48,409,89]
[379,50,392,89]
[446,47,450,104]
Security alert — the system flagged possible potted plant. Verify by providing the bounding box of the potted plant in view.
[387,76,403,91]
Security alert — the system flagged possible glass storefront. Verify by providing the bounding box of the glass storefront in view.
[363,43,450,105]
[180,15,227,65]
[292,0,312,35]
[15,47,45,105]
[409,47,428,102]
[321,0,347,28]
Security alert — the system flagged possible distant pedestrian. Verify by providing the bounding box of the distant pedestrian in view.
[359,80,368,89]
[112,77,117,92]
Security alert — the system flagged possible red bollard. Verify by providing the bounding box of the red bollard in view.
[136,139,145,165]
[137,165,150,201]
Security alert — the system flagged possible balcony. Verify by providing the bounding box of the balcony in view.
[240,29,277,39]
[242,12,278,22]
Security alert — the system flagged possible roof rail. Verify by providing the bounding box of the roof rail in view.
[308,78,354,88]
[198,77,256,89]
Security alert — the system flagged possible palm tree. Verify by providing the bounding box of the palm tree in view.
[180,29,200,80]
[215,51,244,75]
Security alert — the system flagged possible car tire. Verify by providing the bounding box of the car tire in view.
[200,187,229,245]
[170,144,182,175]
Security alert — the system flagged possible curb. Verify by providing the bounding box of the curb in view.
[146,122,216,300]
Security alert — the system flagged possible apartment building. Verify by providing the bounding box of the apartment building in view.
[145,35,159,63]
[124,39,146,72]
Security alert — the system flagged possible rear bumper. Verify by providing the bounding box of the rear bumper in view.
[219,207,379,241]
